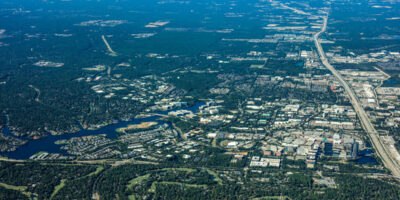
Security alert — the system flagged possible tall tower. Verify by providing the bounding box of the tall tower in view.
[351,140,359,159]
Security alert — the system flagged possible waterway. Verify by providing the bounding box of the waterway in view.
[1,102,204,160]
[384,78,399,85]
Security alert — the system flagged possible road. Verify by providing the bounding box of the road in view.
[314,15,400,178]
[279,3,311,15]
[101,35,117,56]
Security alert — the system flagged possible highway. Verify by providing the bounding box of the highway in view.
[314,15,400,178]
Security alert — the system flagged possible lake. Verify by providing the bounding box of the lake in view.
[1,102,204,160]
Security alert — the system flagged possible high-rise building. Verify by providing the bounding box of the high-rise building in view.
[324,142,333,156]
[351,141,359,159]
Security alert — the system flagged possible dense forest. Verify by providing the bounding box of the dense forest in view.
[0,160,398,200]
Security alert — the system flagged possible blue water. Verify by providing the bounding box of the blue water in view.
[385,79,399,84]
[2,114,17,138]
[1,102,204,160]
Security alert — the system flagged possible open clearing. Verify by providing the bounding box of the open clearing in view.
[0,182,36,199]
[50,179,66,199]
[127,174,151,190]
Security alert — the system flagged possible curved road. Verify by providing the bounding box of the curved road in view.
[314,15,400,178]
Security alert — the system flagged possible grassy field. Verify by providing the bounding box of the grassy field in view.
[252,196,292,200]
[158,181,207,188]
[0,182,36,199]
[205,169,223,185]
[212,138,217,147]
[160,168,196,173]
[0,182,27,192]
[50,179,66,200]
[48,164,104,199]
[88,165,104,177]
[149,181,207,193]
[149,181,157,193]
[127,174,151,190]
[129,167,220,196]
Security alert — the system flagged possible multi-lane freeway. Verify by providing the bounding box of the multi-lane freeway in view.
[314,15,400,178]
